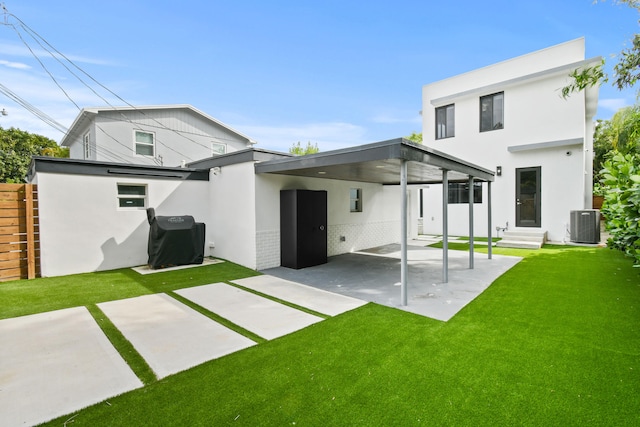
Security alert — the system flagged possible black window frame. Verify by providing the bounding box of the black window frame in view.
[480,92,504,132]
[435,104,455,140]
[448,182,482,204]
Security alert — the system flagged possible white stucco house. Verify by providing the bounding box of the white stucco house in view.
[420,38,599,244]
[60,105,256,167]
[28,139,493,281]
[26,37,599,281]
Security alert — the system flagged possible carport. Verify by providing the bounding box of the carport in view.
[255,138,495,306]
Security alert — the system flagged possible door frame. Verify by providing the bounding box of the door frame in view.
[515,166,541,228]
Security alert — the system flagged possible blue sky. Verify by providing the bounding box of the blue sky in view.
[0,0,637,152]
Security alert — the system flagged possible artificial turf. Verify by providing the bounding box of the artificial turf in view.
[0,259,259,320]
[29,246,639,426]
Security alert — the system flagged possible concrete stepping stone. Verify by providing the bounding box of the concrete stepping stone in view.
[176,283,323,340]
[0,307,142,427]
[231,275,367,316]
[97,294,255,379]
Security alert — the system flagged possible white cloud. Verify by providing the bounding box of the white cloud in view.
[238,121,369,153]
[370,112,422,125]
[0,41,116,66]
[0,59,30,69]
[598,98,628,114]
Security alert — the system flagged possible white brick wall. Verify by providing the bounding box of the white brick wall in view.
[255,229,280,270]
[255,221,401,270]
[328,221,400,256]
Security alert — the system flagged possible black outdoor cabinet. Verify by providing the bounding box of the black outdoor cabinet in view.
[280,189,327,269]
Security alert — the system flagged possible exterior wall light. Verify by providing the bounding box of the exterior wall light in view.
[496,166,502,176]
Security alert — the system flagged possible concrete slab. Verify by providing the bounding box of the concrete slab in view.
[176,283,323,340]
[262,244,522,322]
[97,294,255,379]
[231,275,367,316]
[0,307,142,427]
[131,257,224,275]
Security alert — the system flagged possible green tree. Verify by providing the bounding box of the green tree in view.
[562,0,639,97]
[405,132,422,144]
[289,141,320,156]
[0,126,69,183]
[593,106,640,191]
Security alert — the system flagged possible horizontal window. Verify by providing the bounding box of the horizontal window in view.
[117,184,147,209]
[448,182,482,204]
[212,142,227,155]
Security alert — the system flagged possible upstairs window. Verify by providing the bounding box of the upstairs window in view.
[117,184,147,209]
[211,142,227,156]
[435,104,455,139]
[448,182,482,204]
[480,92,504,132]
[134,130,155,156]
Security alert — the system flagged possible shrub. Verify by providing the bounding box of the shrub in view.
[600,151,640,266]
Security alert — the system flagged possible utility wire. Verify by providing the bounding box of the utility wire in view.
[1,8,232,164]
[5,11,217,153]
[0,83,68,133]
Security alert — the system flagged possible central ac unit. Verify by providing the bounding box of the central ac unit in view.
[570,210,600,244]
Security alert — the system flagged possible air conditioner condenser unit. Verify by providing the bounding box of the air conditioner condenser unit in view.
[570,210,600,244]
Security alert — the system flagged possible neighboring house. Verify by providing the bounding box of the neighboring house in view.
[60,105,256,167]
[420,38,600,243]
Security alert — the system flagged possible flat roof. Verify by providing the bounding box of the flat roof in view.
[27,157,209,182]
[255,138,494,184]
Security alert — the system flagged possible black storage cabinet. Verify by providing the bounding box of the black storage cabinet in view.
[280,189,327,269]
[146,208,206,269]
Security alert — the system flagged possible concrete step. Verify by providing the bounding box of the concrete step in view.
[496,230,546,249]
[501,230,547,243]
[496,240,543,249]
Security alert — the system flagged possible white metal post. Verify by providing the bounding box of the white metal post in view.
[468,175,474,269]
[400,160,408,306]
[488,180,493,259]
[442,169,449,283]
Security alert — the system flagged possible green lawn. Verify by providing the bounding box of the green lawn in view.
[2,248,639,426]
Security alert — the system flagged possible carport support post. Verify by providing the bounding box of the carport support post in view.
[488,181,493,260]
[400,159,408,306]
[468,176,474,269]
[442,169,449,283]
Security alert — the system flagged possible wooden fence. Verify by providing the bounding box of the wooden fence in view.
[0,184,39,281]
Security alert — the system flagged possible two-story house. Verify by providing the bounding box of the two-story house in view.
[61,104,256,167]
[420,38,600,244]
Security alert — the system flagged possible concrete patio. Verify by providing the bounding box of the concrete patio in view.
[262,241,522,321]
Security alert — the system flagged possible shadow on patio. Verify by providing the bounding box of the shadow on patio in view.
[261,242,522,321]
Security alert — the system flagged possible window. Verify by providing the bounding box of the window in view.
[435,104,455,139]
[134,130,155,156]
[117,184,147,208]
[480,92,504,132]
[83,132,91,159]
[211,142,227,155]
[448,182,482,204]
[350,188,362,212]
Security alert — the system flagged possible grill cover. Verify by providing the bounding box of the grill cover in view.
[146,208,206,269]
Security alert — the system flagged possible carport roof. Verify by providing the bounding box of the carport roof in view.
[255,138,494,184]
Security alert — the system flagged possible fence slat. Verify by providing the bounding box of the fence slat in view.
[25,185,35,279]
[0,183,39,281]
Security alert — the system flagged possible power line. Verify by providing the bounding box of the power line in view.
[0,83,68,133]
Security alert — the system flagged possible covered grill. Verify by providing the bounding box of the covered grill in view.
[146,208,206,269]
